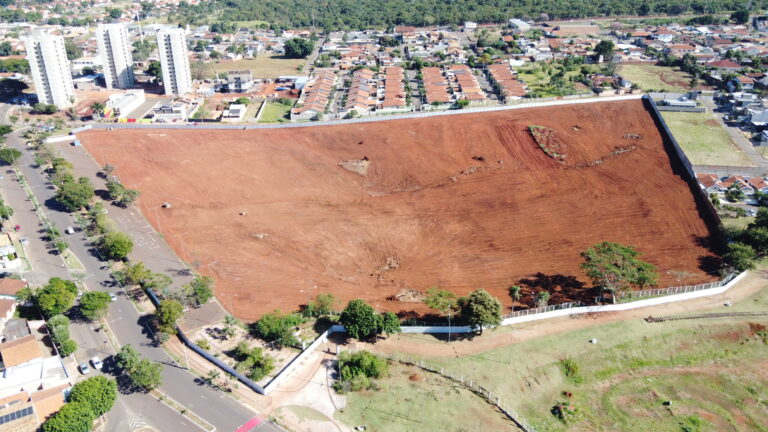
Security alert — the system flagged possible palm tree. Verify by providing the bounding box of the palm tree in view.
[536,291,550,308]
[508,285,522,303]
[91,102,105,117]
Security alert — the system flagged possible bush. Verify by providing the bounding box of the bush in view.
[0,148,22,165]
[196,338,211,350]
[558,357,583,384]
[252,310,303,347]
[42,401,93,432]
[190,275,214,305]
[233,342,274,381]
[333,350,387,393]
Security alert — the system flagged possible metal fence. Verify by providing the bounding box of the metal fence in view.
[616,272,738,301]
[502,301,583,319]
[385,353,537,432]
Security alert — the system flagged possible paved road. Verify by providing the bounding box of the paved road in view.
[3,123,261,431]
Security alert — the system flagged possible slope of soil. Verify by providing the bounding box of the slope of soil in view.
[79,99,719,320]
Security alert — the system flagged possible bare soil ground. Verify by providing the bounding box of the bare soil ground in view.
[79,99,719,320]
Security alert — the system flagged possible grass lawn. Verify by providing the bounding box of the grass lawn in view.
[209,56,305,79]
[395,281,768,431]
[616,64,702,92]
[662,111,755,167]
[516,64,594,97]
[258,102,292,123]
[336,363,515,431]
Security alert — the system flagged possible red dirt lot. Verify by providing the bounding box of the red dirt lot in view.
[79,99,719,321]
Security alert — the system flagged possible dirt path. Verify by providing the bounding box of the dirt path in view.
[354,271,768,358]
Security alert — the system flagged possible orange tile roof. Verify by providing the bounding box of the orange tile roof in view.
[0,335,41,368]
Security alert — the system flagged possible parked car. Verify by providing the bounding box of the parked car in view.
[65,226,75,235]
[90,357,103,370]
[110,293,117,302]
[13,225,20,232]
[79,363,90,374]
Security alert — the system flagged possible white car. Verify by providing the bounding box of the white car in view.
[90,357,103,370]
[110,293,117,302]
[79,363,90,374]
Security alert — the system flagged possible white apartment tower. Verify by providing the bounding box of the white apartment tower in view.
[24,29,75,108]
[97,23,135,89]
[156,28,192,96]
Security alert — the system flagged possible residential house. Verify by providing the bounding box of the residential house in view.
[0,234,20,271]
[221,103,246,122]
[224,70,254,93]
[728,75,755,92]
[721,175,753,194]
[0,279,26,301]
[697,174,727,194]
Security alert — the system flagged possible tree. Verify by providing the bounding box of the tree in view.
[106,179,126,200]
[508,285,522,302]
[457,289,502,334]
[0,78,28,97]
[0,148,22,165]
[731,9,750,25]
[284,38,314,58]
[99,231,133,260]
[234,96,250,105]
[79,291,111,320]
[0,41,11,56]
[59,339,78,356]
[190,275,214,305]
[68,376,117,417]
[55,177,94,211]
[116,344,140,373]
[424,287,457,318]
[334,350,387,393]
[130,358,163,391]
[91,102,105,116]
[107,7,122,19]
[42,401,94,432]
[64,39,83,60]
[581,242,658,302]
[723,242,757,271]
[145,61,162,84]
[379,311,400,335]
[302,292,335,317]
[340,299,380,340]
[594,40,615,60]
[156,299,183,334]
[252,310,302,347]
[36,278,78,316]
[118,261,152,286]
[234,342,274,380]
[536,290,550,307]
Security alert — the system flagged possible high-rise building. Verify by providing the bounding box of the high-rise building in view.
[97,23,135,90]
[156,28,192,96]
[24,29,75,108]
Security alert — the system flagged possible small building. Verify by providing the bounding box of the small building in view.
[72,74,100,91]
[463,21,478,30]
[221,103,247,122]
[152,102,188,122]
[508,19,531,33]
[0,234,20,271]
[105,90,145,119]
[224,70,254,93]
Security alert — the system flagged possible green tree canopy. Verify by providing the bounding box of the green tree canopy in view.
[54,177,94,211]
[79,291,111,320]
[723,242,757,272]
[156,299,183,334]
[64,38,83,60]
[457,289,502,333]
[130,358,163,391]
[0,148,22,165]
[581,241,658,302]
[284,38,314,58]
[731,9,750,24]
[334,350,387,393]
[379,311,400,335]
[116,344,140,373]
[594,40,615,59]
[424,287,457,317]
[42,401,93,432]
[68,376,117,417]
[340,299,379,340]
[99,231,133,260]
[190,275,214,305]
[233,342,274,381]
[145,60,162,84]
[36,278,78,316]
[252,310,302,347]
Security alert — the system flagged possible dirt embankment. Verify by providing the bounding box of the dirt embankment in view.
[80,99,720,321]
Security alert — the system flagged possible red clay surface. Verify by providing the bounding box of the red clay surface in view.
[79,99,719,321]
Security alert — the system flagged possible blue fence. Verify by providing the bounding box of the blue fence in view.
[144,288,266,395]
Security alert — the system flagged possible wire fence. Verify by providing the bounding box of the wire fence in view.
[616,272,738,301]
[502,301,583,320]
[384,353,538,432]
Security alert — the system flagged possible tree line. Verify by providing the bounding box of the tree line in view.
[174,0,766,30]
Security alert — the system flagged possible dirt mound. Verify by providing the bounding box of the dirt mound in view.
[80,99,720,320]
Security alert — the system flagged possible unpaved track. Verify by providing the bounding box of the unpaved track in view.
[80,99,718,320]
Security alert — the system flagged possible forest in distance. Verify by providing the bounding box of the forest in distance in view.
[175,0,765,30]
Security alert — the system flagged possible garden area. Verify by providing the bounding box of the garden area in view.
[258,100,292,123]
[616,64,703,92]
[662,111,754,166]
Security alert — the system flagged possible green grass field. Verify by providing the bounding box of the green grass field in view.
[516,64,594,97]
[208,56,305,79]
[390,282,768,431]
[616,64,701,91]
[258,102,292,122]
[662,111,754,167]
[336,363,515,431]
